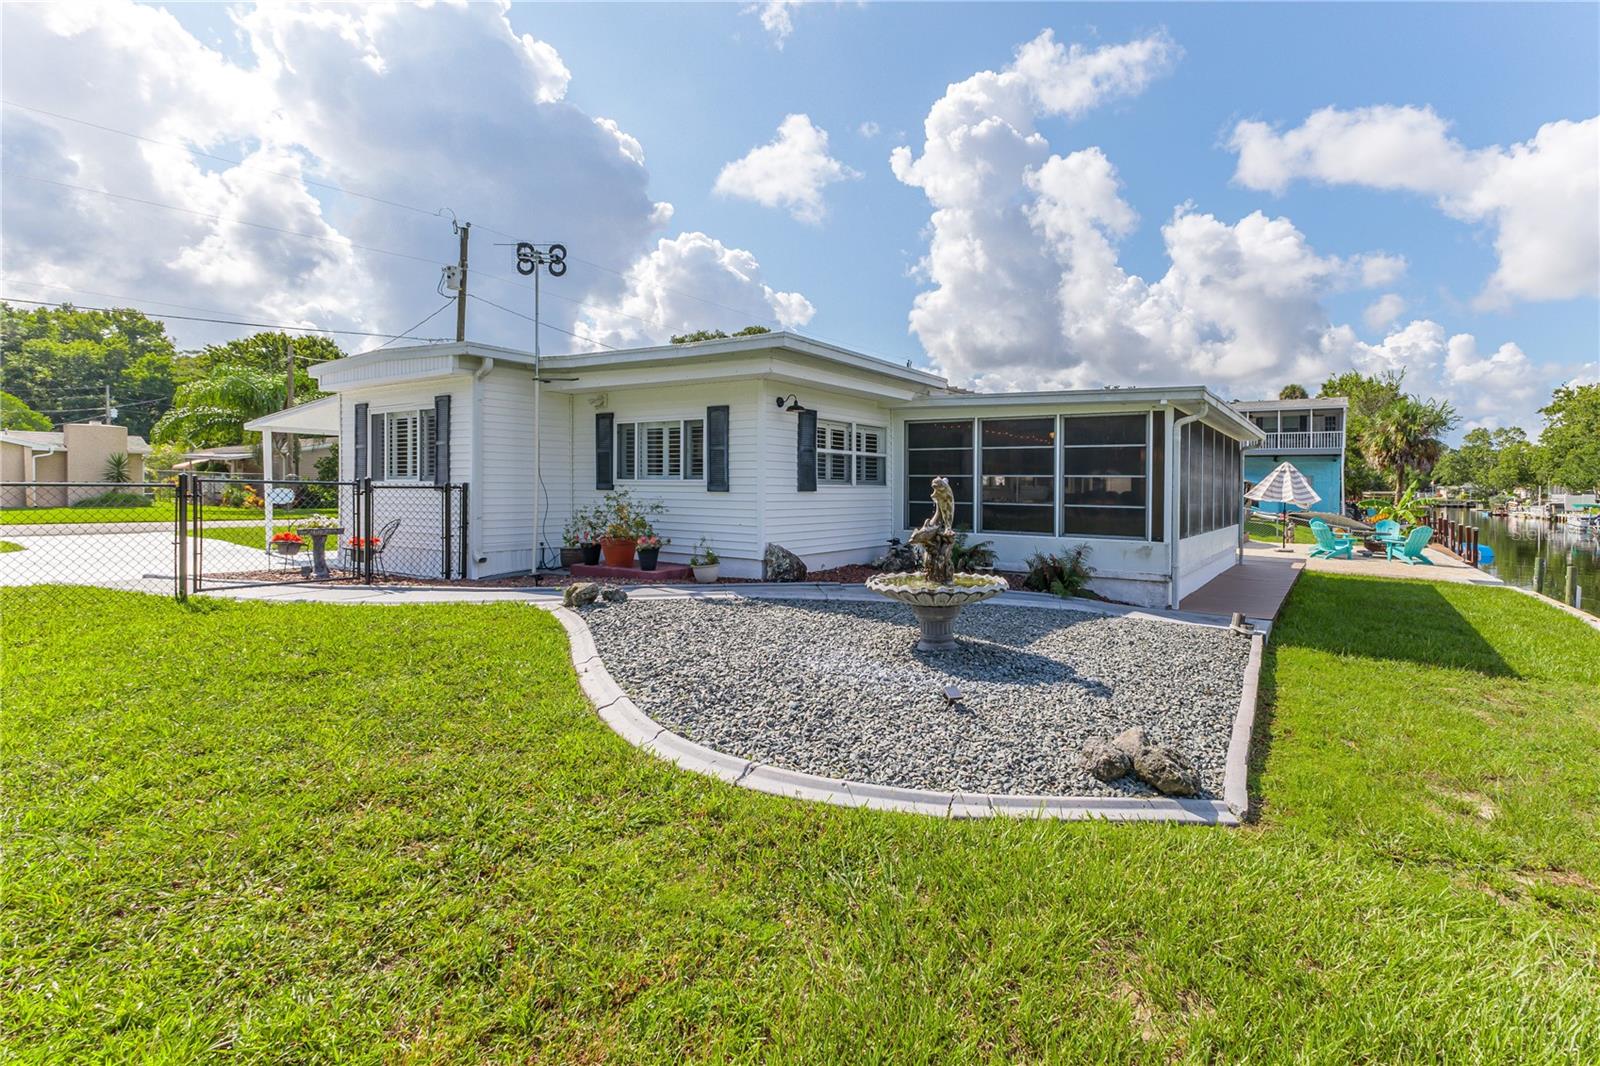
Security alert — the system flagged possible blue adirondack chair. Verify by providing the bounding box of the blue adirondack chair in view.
[1374,519,1403,543]
[1386,526,1434,565]
[1309,520,1353,560]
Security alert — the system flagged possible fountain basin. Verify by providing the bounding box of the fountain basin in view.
[865,573,1009,650]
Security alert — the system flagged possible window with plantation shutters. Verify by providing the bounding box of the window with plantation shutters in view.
[641,420,682,478]
[854,424,886,485]
[685,419,704,479]
[816,419,851,484]
[381,409,436,481]
[615,422,637,479]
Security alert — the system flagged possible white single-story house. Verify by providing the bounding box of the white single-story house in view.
[303,332,1263,607]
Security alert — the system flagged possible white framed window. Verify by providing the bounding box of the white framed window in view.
[616,423,637,479]
[816,419,852,484]
[384,409,436,481]
[685,419,705,480]
[855,424,886,485]
[641,420,682,479]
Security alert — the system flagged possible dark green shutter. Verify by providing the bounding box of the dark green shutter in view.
[596,412,614,490]
[433,395,450,486]
[706,405,729,492]
[796,409,817,492]
[353,402,368,479]
[369,411,384,480]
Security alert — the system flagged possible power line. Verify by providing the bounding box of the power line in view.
[467,293,619,350]
[0,296,453,342]
[375,301,456,350]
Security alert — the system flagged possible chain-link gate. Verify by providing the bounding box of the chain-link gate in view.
[181,475,467,595]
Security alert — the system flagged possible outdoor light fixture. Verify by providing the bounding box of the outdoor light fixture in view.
[775,393,807,412]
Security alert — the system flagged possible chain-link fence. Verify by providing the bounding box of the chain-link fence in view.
[0,482,182,602]
[0,477,468,601]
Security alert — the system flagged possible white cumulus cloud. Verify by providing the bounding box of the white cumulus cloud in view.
[745,1,800,49]
[714,114,860,223]
[1229,106,1600,307]
[1363,293,1407,333]
[574,231,814,348]
[892,29,1562,429]
[0,0,811,356]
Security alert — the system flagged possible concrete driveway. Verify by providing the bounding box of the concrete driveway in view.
[0,529,267,591]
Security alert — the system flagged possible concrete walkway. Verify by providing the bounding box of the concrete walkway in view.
[1302,543,1503,585]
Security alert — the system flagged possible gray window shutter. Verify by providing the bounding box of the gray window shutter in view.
[433,395,450,486]
[796,409,817,492]
[706,405,729,492]
[353,402,368,479]
[369,411,385,480]
[596,412,614,490]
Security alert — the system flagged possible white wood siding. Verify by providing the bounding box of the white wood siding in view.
[759,383,896,568]
[570,381,763,575]
[475,367,572,576]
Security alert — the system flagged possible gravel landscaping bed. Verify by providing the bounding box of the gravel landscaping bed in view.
[582,597,1251,797]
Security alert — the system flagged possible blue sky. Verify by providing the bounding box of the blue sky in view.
[4,2,1596,436]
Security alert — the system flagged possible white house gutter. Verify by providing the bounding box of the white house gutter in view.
[1167,399,1210,610]
[470,357,495,575]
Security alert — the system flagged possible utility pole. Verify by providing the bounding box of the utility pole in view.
[455,221,471,342]
[283,332,298,478]
[104,383,112,423]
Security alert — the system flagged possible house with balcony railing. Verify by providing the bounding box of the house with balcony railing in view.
[1231,397,1349,513]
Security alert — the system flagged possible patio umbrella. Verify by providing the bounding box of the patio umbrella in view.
[1245,461,1321,551]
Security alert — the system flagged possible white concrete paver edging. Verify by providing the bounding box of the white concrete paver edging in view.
[548,588,1269,826]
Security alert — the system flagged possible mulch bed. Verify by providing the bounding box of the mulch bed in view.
[204,563,1035,591]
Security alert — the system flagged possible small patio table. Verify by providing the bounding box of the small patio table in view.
[300,526,343,580]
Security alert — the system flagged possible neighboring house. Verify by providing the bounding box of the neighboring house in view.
[0,422,151,507]
[306,334,1263,607]
[1232,398,1348,515]
[172,439,334,479]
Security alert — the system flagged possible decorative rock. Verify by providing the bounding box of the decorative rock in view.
[1133,743,1201,797]
[1110,726,1146,760]
[563,582,600,607]
[600,585,628,603]
[762,543,808,582]
[1081,738,1132,782]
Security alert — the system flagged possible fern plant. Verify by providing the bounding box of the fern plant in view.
[1023,546,1092,599]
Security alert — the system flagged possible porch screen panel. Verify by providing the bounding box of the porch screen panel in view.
[1150,411,1165,541]
[1060,414,1147,539]
[979,417,1054,533]
[905,420,973,530]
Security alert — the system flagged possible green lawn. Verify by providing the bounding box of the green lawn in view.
[0,500,325,525]
[1245,515,1317,544]
[3,578,1597,1062]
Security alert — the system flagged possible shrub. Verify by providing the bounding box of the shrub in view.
[690,537,719,566]
[69,490,150,509]
[951,532,996,571]
[220,483,250,507]
[102,452,132,484]
[1023,545,1092,599]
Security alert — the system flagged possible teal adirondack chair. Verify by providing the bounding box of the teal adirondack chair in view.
[1374,519,1403,542]
[1309,520,1353,560]
[1385,526,1433,565]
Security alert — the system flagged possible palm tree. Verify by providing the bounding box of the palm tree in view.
[152,364,283,449]
[1362,396,1458,494]
[1279,383,1309,400]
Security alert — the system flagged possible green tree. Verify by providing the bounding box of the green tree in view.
[1433,427,1496,489]
[0,390,51,431]
[1361,395,1458,494]
[1536,383,1600,491]
[152,364,284,450]
[0,302,178,438]
[1318,371,1406,494]
[1278,383,1309,400]
[670,325,771,344]
[174,332,341,400]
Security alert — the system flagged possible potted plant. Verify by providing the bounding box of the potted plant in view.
[347,534,381,564]
[595,489,664,569]
[636,532,663,571]
[560,512,588,570]
[690,537,720,584]
[270,530,304,556]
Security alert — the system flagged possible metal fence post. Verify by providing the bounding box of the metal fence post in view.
[459,483,469,580]
[362,477,374,585]
[441,484,452,581]
[175,473,188,601]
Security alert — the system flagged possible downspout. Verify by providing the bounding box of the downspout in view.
[470,356,495,577]
[1167,399,1210,610]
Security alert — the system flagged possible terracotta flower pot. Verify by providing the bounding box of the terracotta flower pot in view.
[600,536,636,569]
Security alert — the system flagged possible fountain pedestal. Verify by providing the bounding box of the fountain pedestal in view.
[865,574,1009,651]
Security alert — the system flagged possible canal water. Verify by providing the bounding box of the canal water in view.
[1443,509,1599,618]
